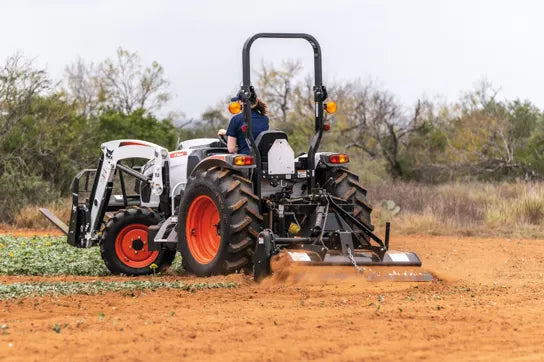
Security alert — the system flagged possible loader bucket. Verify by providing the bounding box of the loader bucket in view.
[269,249,433,282]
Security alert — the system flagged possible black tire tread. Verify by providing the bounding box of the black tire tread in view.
[178,167,261,276]
[100,207,175,275]
[328,168,373,229]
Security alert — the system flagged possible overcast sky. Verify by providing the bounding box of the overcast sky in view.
[0,0,541,118]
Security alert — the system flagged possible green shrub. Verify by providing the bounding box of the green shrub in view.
[0,164,58,223]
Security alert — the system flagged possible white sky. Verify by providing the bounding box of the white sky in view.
[0,0,541,118]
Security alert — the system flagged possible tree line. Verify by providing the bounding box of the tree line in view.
[0,50,543,222]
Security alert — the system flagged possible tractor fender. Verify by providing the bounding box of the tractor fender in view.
[189,154,255,179]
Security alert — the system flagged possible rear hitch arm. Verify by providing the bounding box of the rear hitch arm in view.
[327,195,390,258]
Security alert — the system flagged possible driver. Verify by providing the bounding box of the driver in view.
[218,98,269,154]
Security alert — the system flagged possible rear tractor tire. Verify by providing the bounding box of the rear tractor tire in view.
[328,168,374,241]
[100,207,176,275]
[178,167,262,276]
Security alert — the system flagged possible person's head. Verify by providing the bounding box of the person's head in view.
[251,98,268,116]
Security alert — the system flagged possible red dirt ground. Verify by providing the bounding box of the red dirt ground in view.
[0,234,543,361]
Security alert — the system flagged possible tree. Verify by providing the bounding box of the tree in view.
[200,105,228,130]
[0,55,92,221]
[440,82,542,179]
[63,58,101,116]
[64,47,170,115]
[256,61,319,153]
[97,109,178,150]
[257,60,302,125]
[0,53,50,138]
[337,81,428,179]
[2,94,94,190]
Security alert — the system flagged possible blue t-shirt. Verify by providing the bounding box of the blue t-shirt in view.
[226,109,269,155]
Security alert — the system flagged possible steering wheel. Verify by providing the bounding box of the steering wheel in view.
[218,134,228,147]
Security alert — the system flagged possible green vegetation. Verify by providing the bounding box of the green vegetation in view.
[0,50,178,223]
[0,235,185,275]
[257,65,544,184]
[0,280,238,300]
[0,236,107,275]
[0,235,235,300]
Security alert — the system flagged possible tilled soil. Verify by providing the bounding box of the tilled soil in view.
[0,234,543,361]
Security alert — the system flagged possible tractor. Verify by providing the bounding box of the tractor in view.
[41,33,430,282]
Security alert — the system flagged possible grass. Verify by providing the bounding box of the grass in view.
[12,198,71,229]
[368,181,544,237]
[0,280,238,299]
[5,181,544,238]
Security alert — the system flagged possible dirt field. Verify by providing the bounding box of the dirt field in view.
[0,234,543,361]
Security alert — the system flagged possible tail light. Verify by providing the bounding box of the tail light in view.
[329,154,349,164]
[233,155,254,166]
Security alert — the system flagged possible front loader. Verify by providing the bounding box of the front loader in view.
[40,139,177,275]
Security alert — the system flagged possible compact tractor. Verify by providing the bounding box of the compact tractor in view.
[41,33,430,281]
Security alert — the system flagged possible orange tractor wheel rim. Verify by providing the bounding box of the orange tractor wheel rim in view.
[186,195,221,264]
[115,224,159,268]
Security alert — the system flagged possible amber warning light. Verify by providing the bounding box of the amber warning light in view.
[325,101,337,114]
[228,102,242,114]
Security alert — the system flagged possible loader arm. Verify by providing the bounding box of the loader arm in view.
[86,140,169,243]
[46,140,171,248]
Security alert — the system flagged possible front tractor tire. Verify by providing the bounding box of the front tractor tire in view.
[100,207,176,275]
[178,167,262,277]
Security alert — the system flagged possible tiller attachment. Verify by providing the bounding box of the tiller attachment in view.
[254,195,433,283]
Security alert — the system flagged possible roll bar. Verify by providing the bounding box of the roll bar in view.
[234,33,328,198]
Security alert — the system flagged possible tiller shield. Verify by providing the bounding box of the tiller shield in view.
[277,249,433,282]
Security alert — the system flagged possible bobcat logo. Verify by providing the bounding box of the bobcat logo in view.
[105,148,113,159]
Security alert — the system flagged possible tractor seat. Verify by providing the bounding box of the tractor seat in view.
[255,130,288,162]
